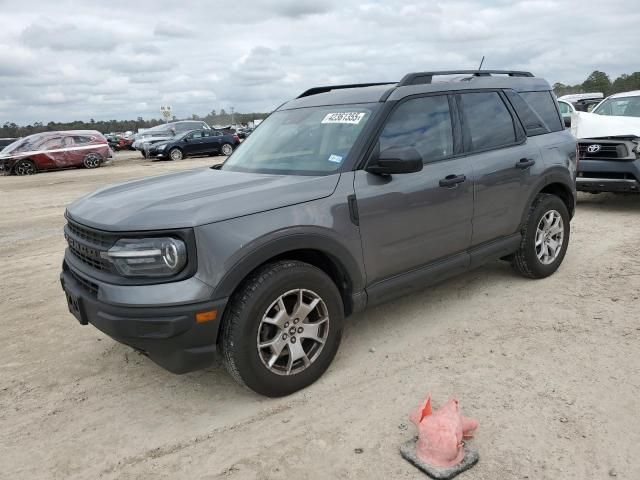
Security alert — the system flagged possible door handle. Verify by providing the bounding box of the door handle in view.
[439,174,466,188]
[516,158,536,169]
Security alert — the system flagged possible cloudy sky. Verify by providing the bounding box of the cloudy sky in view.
[0,0,638,124]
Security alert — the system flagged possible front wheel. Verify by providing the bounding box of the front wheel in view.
[221,143,233,156]
[511,194,570,278]
[220,260,344,397]
[169,148,183,161]
[14,159,37,176]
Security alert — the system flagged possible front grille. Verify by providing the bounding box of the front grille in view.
[69,268,99,296]
[63,262,100,296]
[578,142,629,160]
[64,220,116,272]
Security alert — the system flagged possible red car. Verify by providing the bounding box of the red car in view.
[0,130,110,176]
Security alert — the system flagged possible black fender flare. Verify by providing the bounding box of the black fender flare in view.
[211,227,366,301]
[519,167,576,227]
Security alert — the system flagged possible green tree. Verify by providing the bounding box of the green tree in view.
[582,70,612,95]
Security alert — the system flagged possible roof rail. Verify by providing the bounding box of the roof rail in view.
[398,70,534,87]
[297,82,396,98]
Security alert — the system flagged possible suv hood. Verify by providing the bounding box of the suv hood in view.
[66,168,341,231]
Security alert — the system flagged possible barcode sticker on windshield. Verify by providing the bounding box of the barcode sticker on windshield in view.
[321,112,366,124]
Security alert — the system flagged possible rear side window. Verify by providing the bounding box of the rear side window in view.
[519,91,563,132]
[504,90,548,136]
[379,95,453,164]
[460,92,516,151]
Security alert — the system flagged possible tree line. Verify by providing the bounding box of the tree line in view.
[1,109,270,138]
[553,71,640,97]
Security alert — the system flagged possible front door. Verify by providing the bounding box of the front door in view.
[184,130,206,155]
[355,94,474,285]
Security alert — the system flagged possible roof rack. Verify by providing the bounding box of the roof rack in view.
[398,70,534,87]
[297,82,396,98]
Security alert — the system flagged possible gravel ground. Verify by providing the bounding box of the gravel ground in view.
[1,151,639,479]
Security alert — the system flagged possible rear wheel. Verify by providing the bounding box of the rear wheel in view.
[14,159,37,176]
[83,153,102,169]
[169,148,183,161]
[221,143,233,156]
[511,194,570,278]
[220,260,344,397]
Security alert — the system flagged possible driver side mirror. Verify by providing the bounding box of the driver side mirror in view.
[366,146,423,175]
[183,137,189,142]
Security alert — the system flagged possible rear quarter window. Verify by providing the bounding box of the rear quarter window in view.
[519,91,563,133]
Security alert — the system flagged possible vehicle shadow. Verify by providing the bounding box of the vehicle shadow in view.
[576,192,640,213]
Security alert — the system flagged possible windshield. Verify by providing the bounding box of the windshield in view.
[1,134,47,155]
[594,96,640,117]
[221,104,377,175]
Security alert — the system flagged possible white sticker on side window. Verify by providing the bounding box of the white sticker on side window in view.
[321,112,366,124]
[327,154,343,163]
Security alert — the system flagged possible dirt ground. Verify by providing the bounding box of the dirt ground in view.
[1,150,639,479]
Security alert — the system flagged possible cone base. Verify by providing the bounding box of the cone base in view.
[400,439,479,479]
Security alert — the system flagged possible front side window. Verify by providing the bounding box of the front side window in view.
[593,96,640,117]
[221,104,377,175]
[558,101,571,115]
[189,131,204,139]
[42,137,64,151]
[460,92,516,150]
[379,95,453,163]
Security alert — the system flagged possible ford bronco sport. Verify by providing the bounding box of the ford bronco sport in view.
[60,70,576,397]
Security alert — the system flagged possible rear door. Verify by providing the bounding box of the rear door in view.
[354,94,474,285]
[457,91,544,246]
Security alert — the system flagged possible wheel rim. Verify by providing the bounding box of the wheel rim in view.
[84,154,100,168]
[16,161,35,175]
[170,149,182,160]
[535,210,564,265]
[256,288,330,376]
[221,144,233,156]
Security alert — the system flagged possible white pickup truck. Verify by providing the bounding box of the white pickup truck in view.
[572,90,640,194]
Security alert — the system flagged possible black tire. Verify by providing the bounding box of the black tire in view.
[168,148,183,161]
[83,153,102,169]
[14,159,37,176]
[220,260,344,397]
[511,193,570,279]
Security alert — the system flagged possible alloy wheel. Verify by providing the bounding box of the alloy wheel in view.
[221,144,233,156]
[256,289,330,376]
[83,154,101,168]
[170,149,183,161]
[15,161,35,175]
[535,210,564,265]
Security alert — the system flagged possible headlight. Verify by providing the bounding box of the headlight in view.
[157,144,166,150]
[101,237,187,277]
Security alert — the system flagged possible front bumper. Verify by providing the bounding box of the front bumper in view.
[148,147,168,158]
[577,159,640,193]
[60,267,227,374]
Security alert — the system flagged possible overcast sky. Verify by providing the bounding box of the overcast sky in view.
[0,0,638,124]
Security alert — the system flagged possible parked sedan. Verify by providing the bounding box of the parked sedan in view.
[148,129,240,160]
[0,130,109,175]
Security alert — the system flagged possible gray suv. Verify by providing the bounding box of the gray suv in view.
[60,70,577,396]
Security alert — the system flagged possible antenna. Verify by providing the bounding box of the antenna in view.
[477,56,485,72]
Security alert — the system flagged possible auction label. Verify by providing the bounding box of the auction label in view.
[321,112,366,124]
